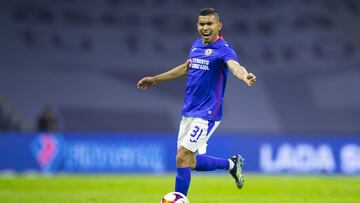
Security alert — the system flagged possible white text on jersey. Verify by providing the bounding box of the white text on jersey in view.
[189,58,210,71]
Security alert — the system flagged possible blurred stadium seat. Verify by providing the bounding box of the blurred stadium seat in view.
[0,0,359,133]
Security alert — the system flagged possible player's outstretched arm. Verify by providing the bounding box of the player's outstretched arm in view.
[137,62,188,90]
[227,60,256,87]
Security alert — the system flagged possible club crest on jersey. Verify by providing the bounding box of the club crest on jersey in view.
[205,49,213,56]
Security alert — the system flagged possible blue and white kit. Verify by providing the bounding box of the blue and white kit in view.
[178,36,239,153]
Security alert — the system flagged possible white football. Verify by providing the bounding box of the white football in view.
[161,192,190,203]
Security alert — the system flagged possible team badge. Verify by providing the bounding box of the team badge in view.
[205,49,213,56]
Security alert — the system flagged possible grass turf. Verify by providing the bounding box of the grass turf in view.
[0,174,359,203]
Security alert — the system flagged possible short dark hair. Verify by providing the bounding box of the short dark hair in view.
[199,7,219,17]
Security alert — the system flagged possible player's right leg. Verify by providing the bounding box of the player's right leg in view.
[175,146,195,196]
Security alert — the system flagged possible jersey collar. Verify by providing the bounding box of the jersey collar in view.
[199,35,224,48]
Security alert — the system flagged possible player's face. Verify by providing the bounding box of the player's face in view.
[197,15,222,44]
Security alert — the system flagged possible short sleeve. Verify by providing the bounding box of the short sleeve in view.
[221,44,238,63]
[188,39,201,57]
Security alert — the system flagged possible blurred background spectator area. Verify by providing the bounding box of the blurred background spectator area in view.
[0,0,359,133]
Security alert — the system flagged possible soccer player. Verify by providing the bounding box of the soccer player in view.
[137,8,256,196]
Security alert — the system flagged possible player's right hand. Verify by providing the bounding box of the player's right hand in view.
[137,77,157,90]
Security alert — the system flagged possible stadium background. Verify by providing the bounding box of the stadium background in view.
[1,0,360,177]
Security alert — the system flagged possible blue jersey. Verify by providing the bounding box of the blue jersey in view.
[181,36,238,121]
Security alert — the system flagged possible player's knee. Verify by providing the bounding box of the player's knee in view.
[176,147,195,168]
[176,153,186,167]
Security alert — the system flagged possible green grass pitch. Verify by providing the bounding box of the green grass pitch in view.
[0,174,359,203]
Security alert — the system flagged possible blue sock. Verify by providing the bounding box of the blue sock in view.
[175,167,191,196]
[194,155,230,171]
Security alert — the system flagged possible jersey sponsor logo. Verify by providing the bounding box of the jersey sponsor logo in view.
[189,58,210,71]
[205,49,213,56]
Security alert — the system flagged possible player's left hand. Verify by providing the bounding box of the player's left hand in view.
[244,73,256,87]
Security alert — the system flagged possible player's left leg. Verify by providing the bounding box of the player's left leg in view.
[229,154,245,189]
[177,117,233,172]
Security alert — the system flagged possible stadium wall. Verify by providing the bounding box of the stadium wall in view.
[1,133,360,175]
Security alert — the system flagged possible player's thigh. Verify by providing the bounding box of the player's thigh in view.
[177,116,193,149]
[197,120,220,154]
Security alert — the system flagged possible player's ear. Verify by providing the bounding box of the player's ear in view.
[218,22,223,31]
